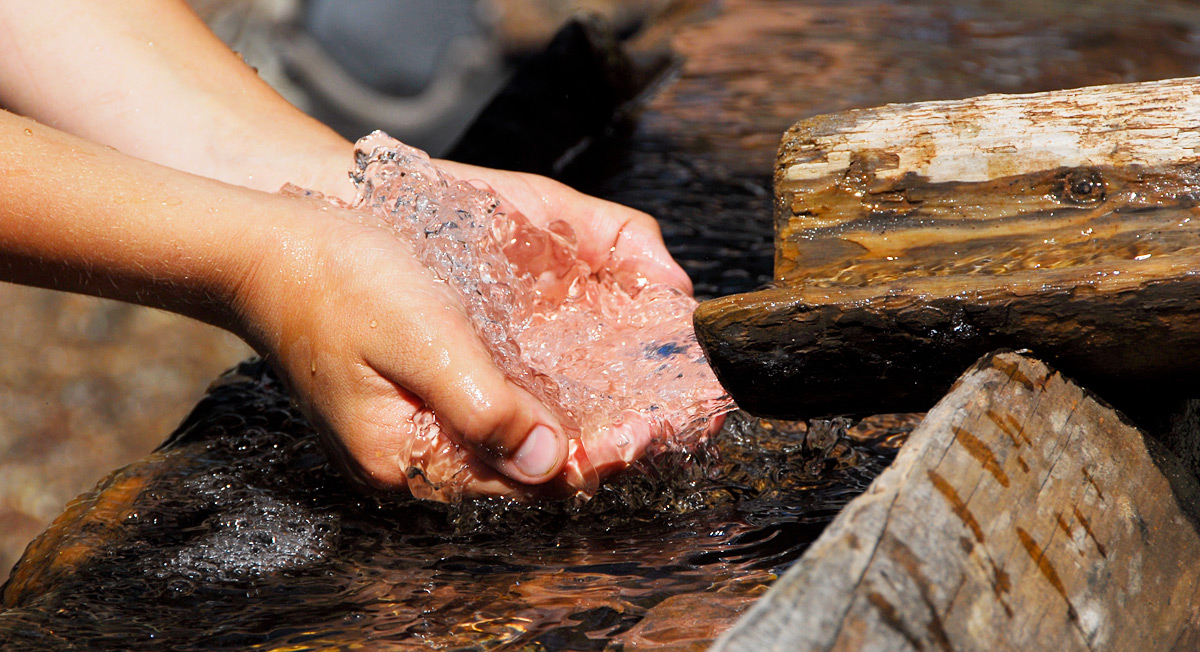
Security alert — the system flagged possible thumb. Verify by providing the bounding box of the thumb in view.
[369,311,569,485]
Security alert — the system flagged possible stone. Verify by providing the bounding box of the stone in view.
[0,359,913,651]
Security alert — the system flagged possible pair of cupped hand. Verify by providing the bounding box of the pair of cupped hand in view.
[248,159,697,500]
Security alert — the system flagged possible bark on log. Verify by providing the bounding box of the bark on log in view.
[711,351,1200,652]
[695,76,1200,418]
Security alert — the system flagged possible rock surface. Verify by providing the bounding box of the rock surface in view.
[10,0,1200,616]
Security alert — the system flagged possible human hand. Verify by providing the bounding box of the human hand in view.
[235,156,714,501]
[434,160,693,296]
[0,108,584,499]
[232,196,573,495]
[426,162,723,497]
[251,151,693,301]
[0,0,711,500]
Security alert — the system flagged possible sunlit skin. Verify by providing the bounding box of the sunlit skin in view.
[0,1,696,494]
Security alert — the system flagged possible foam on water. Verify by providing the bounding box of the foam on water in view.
[303,133,733,500]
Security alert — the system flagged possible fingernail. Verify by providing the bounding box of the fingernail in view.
[514,424,560,478]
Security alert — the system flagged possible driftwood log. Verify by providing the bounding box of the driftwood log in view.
[695,76,1200,418]
[712,351,1200,651]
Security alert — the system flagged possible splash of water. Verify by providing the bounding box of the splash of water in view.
[302,133,733,501]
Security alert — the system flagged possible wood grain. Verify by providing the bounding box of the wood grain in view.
[695,255,1200,418]
[696,76,1200,418]
[712,351,1200,652]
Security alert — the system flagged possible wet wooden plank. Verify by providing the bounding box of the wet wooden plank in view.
[772,76,1200,286]
[694,257,1200,418]
[711,351,1200,652]
[695,76,1200,418]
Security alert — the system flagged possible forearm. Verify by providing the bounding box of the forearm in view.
[0,0,352,199]
[0,108,276,329]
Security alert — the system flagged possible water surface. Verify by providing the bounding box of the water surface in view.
[0,360,914,650]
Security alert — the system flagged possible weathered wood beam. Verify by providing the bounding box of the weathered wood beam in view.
[711,351,1200,652]
[695,254,1200,417]
[695,76,1200,418]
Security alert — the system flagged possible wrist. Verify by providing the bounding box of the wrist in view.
[217,196,319,355]
[219,193,372,361]
[115,184,297,337]
[165,97,356,203]
[216,118,357,202]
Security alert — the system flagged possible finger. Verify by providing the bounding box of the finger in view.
[518,180,691,293]
[365,301,569,485]
[435,160,693,294]
[462,178,524,220]
[505,181,693,294]
[704,412,728,439]
[317,366,553,498]
[308,368,423,491]
[551,195,692,295]
[555,411,654,500]
[600,209,694,296]
[580,410,654,480]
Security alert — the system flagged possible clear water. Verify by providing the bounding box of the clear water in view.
[0,361,915,651]
[286,133,733,502]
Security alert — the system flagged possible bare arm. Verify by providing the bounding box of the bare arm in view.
[0,0,691,289]
[0,110,571,488]
[0,0,694,495]
[0,0,352,199]
[0,110,261,326]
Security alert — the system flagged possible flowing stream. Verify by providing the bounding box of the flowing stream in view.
[0,358,914,650]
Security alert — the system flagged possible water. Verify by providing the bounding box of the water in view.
[286,133,733,502]
[0,360,915,650]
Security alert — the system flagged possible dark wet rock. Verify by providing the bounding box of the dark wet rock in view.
[446,12,677,176]
[8,0,1200,646]
[15,0,1200,577]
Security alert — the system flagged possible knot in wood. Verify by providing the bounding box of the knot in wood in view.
[1055,168,1107,206]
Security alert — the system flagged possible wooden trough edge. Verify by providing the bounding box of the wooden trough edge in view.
[774,75,1200,188]
[693,260,1200,419]
[710,350,1200,652]
[696,74,1200,419]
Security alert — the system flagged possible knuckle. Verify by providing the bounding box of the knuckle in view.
[454,402,520,455]
[626,211,662,238]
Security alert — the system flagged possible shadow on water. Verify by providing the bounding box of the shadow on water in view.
[0,359,916,650]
